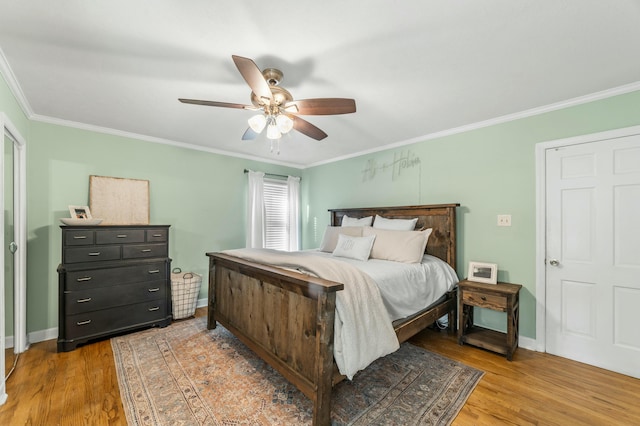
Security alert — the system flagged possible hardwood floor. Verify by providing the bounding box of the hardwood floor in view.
[2,308,639,425]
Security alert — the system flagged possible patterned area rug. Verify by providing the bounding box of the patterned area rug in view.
[111,316,483,425]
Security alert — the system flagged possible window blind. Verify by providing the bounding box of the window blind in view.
[263,178,289,250]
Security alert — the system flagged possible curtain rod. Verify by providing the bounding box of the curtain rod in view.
[243,169,301,181]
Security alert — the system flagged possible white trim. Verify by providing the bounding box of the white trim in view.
[518,335,537,352]
[28,327,58,345]
[0,49,33,117]
[534,124,640,353]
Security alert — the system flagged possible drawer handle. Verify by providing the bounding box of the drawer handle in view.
[481,296,487,301]
[88,252,101,256]
[116,234,128,238]
[140,249,152,253]
[76,320,92,326]
[76,276,92,282]
[152,234,163,237]
[73,235,87,239]
[77,298,92,303]
[148,269,160,274]
[148,288,160,292]
[148,306,160,312]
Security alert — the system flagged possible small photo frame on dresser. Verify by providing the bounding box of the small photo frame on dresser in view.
[68,205,93,220]
[468,261,498,284]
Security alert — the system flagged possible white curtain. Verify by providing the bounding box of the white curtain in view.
[287,175,301,251]
[246,171,265,248]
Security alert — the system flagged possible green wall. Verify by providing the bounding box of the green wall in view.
[301,90,640,339]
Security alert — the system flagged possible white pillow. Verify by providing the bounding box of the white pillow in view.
[332,234,376,261]
[318,226,364,252]
[373,215,418,231]
[341,215,373,227]
[362,227,433,263]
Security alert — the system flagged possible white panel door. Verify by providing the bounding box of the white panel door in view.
[546,134,640,378]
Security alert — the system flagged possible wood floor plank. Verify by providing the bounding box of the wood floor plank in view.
[2,309,639,425]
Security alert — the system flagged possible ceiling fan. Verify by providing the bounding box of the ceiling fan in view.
[179,55,356,147]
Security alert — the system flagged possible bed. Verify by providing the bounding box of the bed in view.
[206,203,459,425]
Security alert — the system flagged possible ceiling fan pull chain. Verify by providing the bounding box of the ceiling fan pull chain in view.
[269,138,281,155]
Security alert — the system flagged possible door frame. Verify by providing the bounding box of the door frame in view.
[535,124,640,352]
[0,112,27,405]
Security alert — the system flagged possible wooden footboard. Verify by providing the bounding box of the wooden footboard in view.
[207,252,343,425]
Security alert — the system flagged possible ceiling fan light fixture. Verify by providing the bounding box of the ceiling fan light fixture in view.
[276,114,294,134]
[248,114,267,133]
[266,121,282,140]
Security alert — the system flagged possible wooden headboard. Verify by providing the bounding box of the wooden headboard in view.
[328,204,459,270]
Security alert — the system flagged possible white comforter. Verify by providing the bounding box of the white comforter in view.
[222,248,400,380]
[311,252,459,321]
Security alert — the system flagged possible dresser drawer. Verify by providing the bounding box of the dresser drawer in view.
[96,229,145,244]
[64,245,121,263]
[65,262,166,291]
[146,229,168,243]
[64,280,168,315]
[463,290,507,311]
[65,230,95,246]
[123,244,168,259]
[64,300,168,340]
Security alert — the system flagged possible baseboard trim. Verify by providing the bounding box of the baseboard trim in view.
[519,335,537,352]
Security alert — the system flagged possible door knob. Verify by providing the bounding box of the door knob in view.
[549,259,560,266]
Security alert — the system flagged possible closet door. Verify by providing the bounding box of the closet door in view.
[0,116,28,406]
[3,130,14,349]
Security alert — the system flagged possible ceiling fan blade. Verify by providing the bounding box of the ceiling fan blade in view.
[232,55,273,105]
[242,127,259,140]
[178,98,256,110]
[292,116,328,141]
[284,98,356,115]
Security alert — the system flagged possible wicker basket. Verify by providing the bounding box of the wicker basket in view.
[170,268,202,319]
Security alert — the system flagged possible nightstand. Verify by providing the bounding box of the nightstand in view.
[457,279,522,361]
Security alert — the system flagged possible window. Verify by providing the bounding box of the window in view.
[263,178,289,250]
[246,171,299,251]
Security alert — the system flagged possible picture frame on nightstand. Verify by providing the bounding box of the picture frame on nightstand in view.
[467,261,498,284]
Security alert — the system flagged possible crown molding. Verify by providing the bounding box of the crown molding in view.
[32,113,305,169]
[307,81,640,168]
[0,48,34,118]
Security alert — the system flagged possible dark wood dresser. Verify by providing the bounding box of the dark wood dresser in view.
[57,225,172,352]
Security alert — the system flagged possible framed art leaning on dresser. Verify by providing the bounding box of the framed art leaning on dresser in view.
[89,175,150,225]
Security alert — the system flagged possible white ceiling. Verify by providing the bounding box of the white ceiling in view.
[1,1,639,168]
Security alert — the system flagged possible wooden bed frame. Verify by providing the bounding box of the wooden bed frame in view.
[206,203,459,425]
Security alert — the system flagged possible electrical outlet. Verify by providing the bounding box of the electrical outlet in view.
[497,214,512,227]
